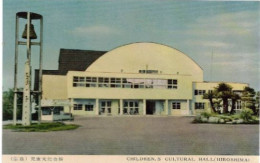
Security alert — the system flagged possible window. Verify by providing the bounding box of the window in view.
[53,107,64,115]
[235,100,242,110]
[122,78,131,88]
[110,78,121,88]
[74,104,83,110]
[73,76,85,87]
[98,77,110,87]
[172,102,181,109]
[123,101,139,115]
[42,107,52,115]
[139,70,158,74]
[85,104,94,111]
[86,77,97,87]
[73,76,177,90]
[100,101,111,114]
[195,103,205,109]
[167,79,178,89]
[194,90,206,95]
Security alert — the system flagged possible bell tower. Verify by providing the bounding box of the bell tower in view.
[13,12,43,126]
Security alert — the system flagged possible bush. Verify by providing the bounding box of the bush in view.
[193,115,202,123]
[4,122,80,132]
[240,108,254,121]
[201,112,211,118]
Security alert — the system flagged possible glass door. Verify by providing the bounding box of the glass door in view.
[100,101,111,115]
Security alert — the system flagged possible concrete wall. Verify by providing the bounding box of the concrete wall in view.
[155,101,164,115]
[42,75,67,100]
[41,114,53,121]
[168,100,189,116]
[111,100,119,115]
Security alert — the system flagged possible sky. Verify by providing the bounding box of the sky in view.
[2,0,260,91]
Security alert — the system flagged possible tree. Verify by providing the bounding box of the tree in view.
[3,89,13,120]
[230,93,240,114]
[215,83,233,114]
[255,91,260,115]
[213,99,222,114]
[241,86,256,114]
[203,90,217,113]
[2,89,22,120]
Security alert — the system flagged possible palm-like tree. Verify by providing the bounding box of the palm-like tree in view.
[203,90,217,113]
[241,86,256,114]
[215,83,233,114]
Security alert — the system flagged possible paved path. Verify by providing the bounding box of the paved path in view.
[2,116,259,155]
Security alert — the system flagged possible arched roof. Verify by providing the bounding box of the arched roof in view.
[86,42,203,81]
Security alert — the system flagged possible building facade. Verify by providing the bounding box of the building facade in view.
[37,42,248,118]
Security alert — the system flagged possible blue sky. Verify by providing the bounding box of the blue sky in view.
[2,0,260,91]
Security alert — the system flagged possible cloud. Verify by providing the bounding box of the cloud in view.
[185,40,232,48]
[186,10,259,37]
[70,25,121,37]
[212,59,259,72]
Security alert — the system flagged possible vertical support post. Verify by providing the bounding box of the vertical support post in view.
[120,99,123,115]
[187,99,191,115]
[164,99,168,116]
[13,15,19,125]
[70,98,74,114]
[95,99,99,115]
[143,99,146,115]
[38,17,43,124]
[51,108,54,121]
[235,101,237,113]
[168,101,172,115]
[22,12,32,126]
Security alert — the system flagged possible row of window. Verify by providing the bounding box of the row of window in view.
[139,70,158,74]
[74,102,206,111]
[194,90,206,95]
[194,90,214,96]
[74,104,94,111]
[195,102,205,109]
[42,107,64,115]
[75,102,181,111]
[172,102,206,110]
[172,102,206,109]
[73,76,178,89]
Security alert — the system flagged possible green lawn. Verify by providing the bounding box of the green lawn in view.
[3,122,79,132]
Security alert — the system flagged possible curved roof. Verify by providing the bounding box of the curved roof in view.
[86,42,203,81]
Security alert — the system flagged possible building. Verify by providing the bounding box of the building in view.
[35,42,248,119]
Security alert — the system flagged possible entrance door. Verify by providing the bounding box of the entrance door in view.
[146,101,155,115]
[100,101,111,114]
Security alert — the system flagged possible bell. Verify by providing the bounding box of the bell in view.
[22,24,37,39]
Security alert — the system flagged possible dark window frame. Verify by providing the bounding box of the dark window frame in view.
[172,102,181,109]
[74,104,83,110]
[85,104,94,111]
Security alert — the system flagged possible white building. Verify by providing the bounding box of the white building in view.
[36,42,248,119]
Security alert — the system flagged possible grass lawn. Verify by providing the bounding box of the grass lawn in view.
[3,122,79,132]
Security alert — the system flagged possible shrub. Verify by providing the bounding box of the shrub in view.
[4,122,80,132]
[201,112,211,118]
[231,114,240,120]
[240,108,254,121]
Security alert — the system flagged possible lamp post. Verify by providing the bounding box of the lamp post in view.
[13,12,43,126]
